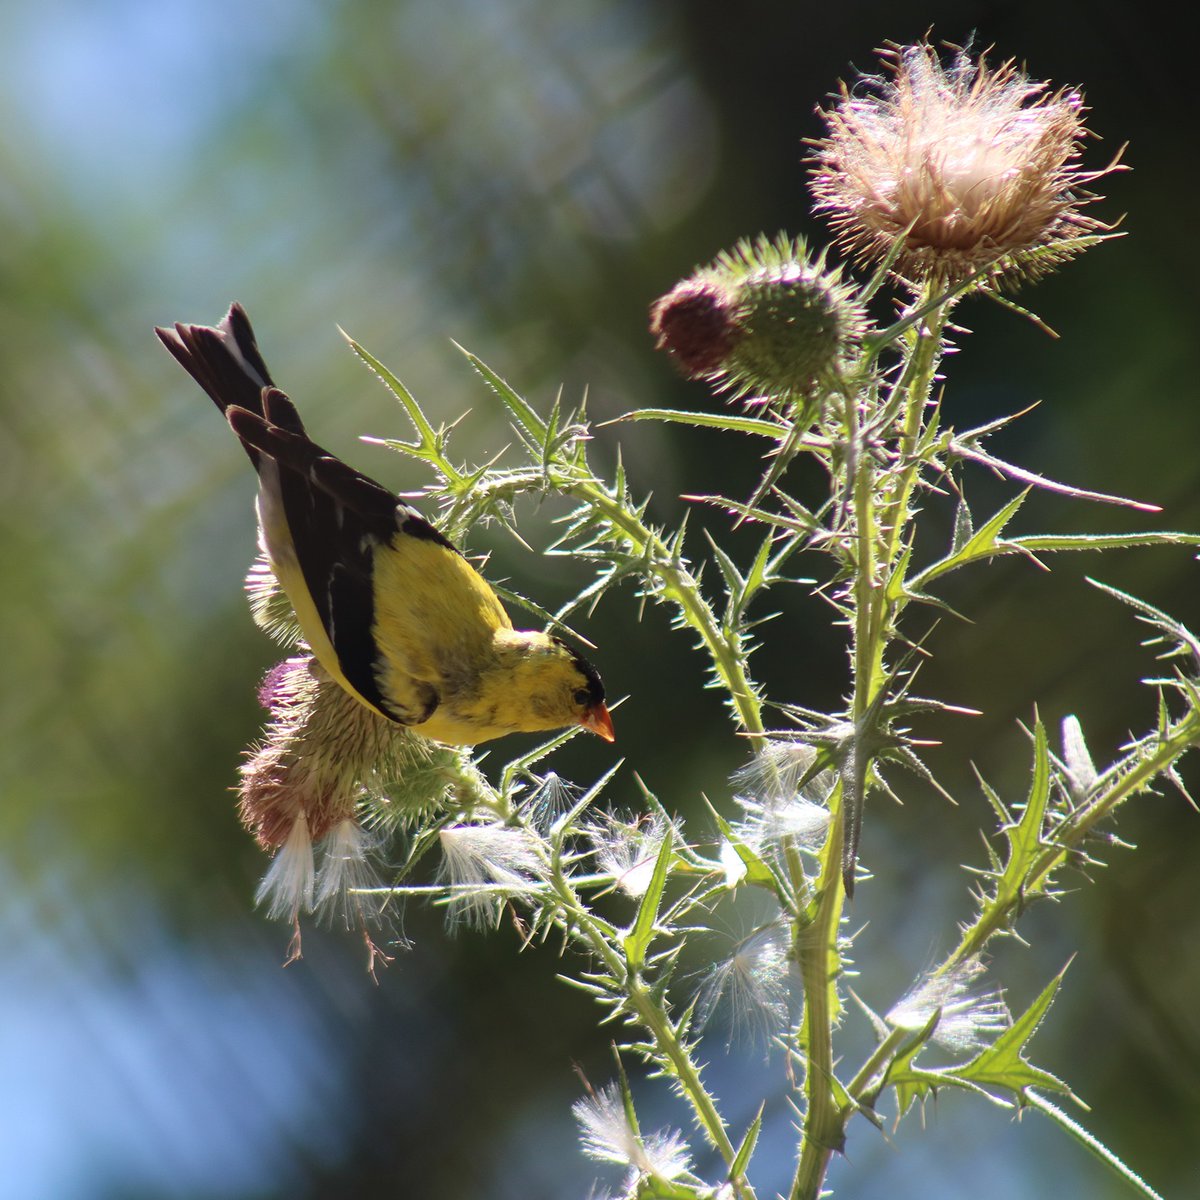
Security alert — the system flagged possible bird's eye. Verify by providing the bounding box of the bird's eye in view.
[573,688,591,706]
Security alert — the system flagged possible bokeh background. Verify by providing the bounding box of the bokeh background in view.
[3,1,1197,1197]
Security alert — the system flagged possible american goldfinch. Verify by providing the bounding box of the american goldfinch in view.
[157,303,614,747]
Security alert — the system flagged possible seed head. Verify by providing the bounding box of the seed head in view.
[242,656,457,849]
[437,821,546,928]
[728,740,833,854]
[586,811,672,898]
[695,920,796,1049]
[573,1083,692,1185]
[888,956,1010,1054]
[810,41,1122,289]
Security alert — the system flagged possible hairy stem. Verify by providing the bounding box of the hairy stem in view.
[945,707,1200,971]
[791,797,848,1200]
[792,300,948,1199]
[545,850,756,1195]
[572,480,766,742]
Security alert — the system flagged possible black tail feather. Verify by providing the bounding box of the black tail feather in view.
[155,303,290,464]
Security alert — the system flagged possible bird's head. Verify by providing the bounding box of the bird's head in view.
[494,631,614,742]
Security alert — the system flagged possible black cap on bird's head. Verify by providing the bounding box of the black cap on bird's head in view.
[554,637,615,742]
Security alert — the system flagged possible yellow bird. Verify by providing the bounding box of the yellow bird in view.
[157,304,614,747]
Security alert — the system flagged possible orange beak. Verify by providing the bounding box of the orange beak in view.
[581,702,616,742]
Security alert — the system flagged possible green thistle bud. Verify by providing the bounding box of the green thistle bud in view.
[649,234,864,405]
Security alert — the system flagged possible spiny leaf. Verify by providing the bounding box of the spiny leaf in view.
[884,536,917,604]
[729,1104,764,1180]
[488,582,595,647]
[742,530,780,604]
[613,407,789,438]
[703,530,746,607]
[1089,577,1200,666]
[624,827,676,970]
[1025,1092,1166,1200]
[345,338,448,468]
[882,1012,952,1115]
[949,440,1160,512]
[1012,532,1200,554]
[455,344,548,451]
[912,489,1031,587]
[998,716,1054,901]
[974,767,1012,842]
[955,965,1074,1100]
[686,492,820,539]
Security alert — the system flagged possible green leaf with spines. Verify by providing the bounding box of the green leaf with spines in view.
[1012,532,1200,554]
[911,489,1031,587]
[996,716,1054,904]
[344,333,449,466]
[624,826,676,971]
[456,344,548,452]
[616,407,789,438]
[884,535,917,605]
[1026,1092,1167,1200]
[727,1104,764,1182]
[955,966,1074,1101]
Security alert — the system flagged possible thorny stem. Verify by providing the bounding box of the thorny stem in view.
[451,460,767,744]
[570,479,766,744]
[792,297,946,1200]
[943,705,1200,972]
[791,799,847,1200]
[846,1026,910,1105]
[543,848,759,1198]
[881,306,946,574]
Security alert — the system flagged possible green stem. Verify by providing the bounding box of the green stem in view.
[545,852,756,1197]
[944,707,1200,970]
[790,800,847,1200]
[878,305,945,587]
[576,481,766,742]
[846,1026,909,1104]
[792,297,950,1200]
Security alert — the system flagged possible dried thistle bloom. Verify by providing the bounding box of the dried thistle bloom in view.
[521,770,583,830]
[810,41,1121,288]
[241,655,460,923]
[586,811,671,897]
[649,234,865,404]
[728,740,833,853]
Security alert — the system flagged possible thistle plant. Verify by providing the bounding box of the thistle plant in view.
[234,40,1196,1199]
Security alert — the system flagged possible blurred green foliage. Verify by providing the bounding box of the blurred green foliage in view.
[2,1,1197,1197]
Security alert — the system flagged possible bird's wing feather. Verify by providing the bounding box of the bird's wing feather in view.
[227,402,512,725]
